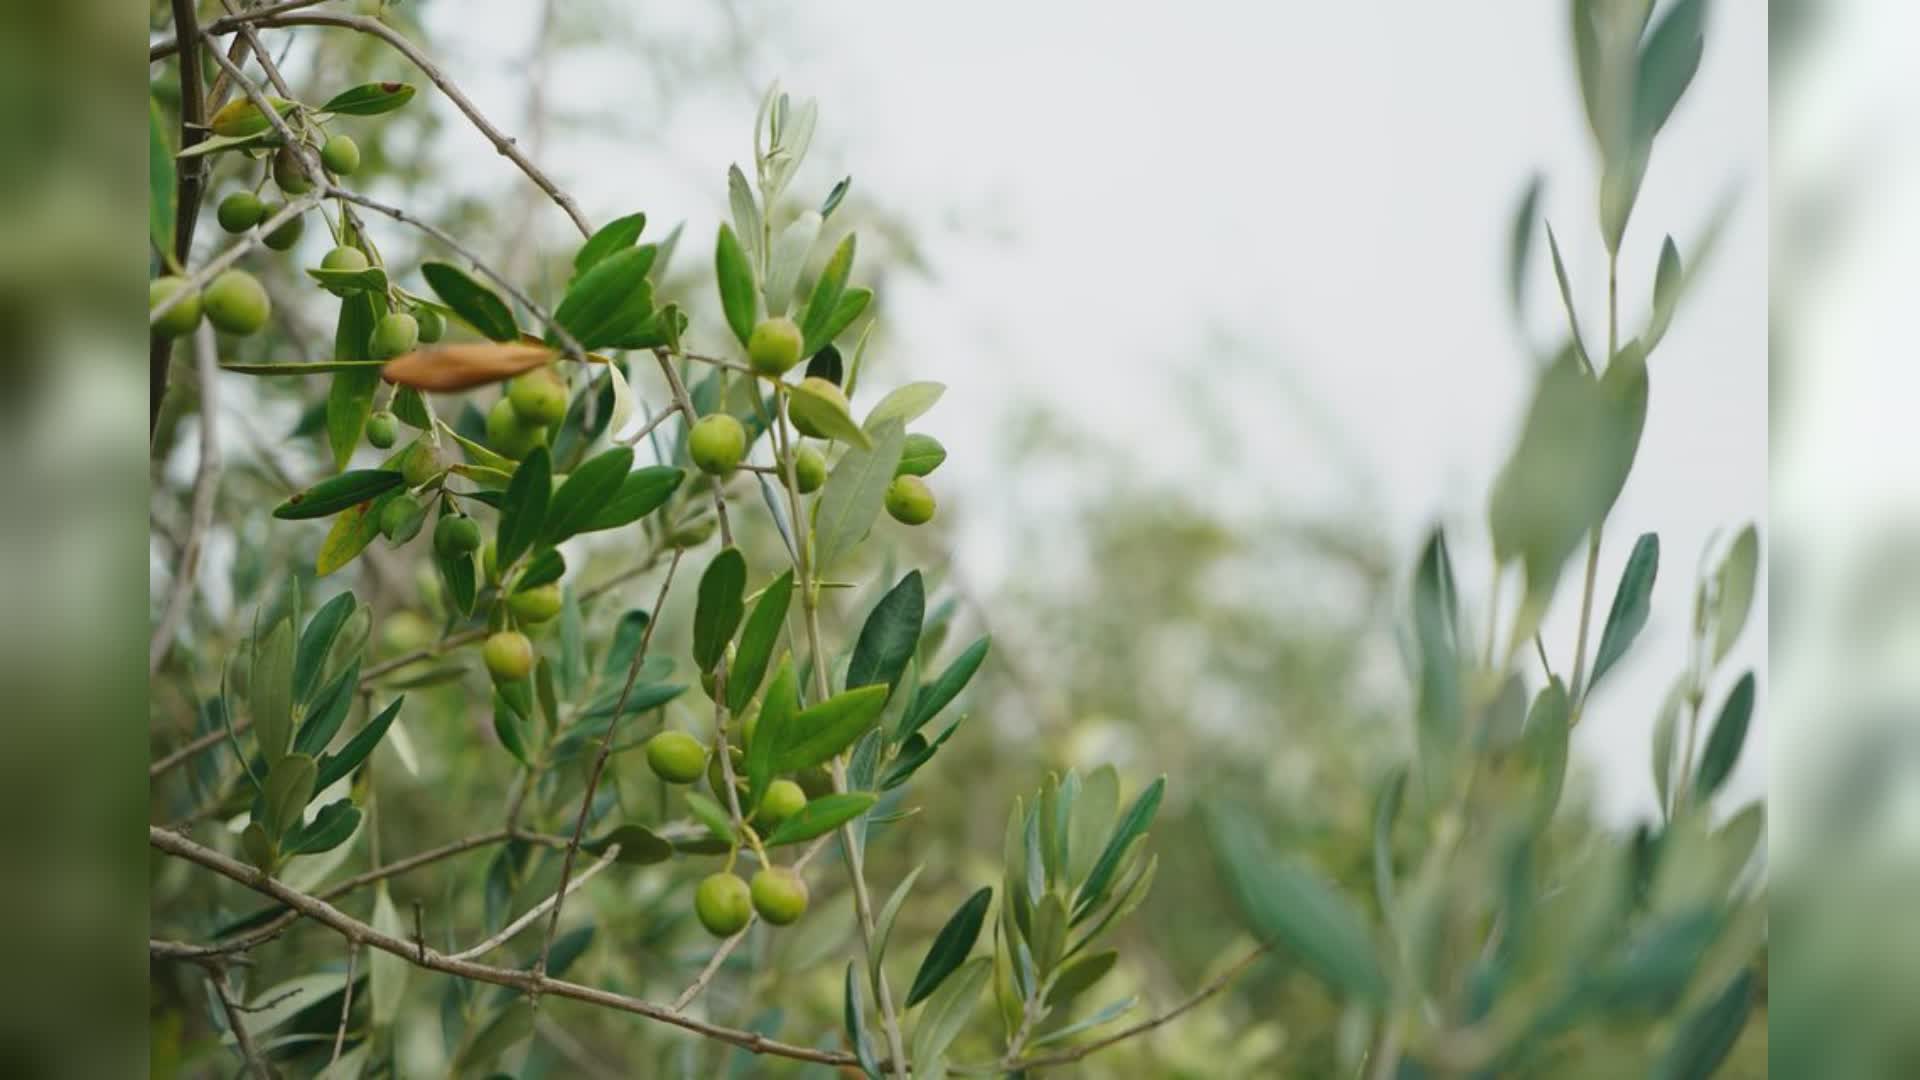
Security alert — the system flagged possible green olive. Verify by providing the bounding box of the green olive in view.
[415,306,446,344]
[694,872,753,937]
[507,583,563,624]
[434,514,482,557]
[482,630,534,682]
[273,146,314,195]
[320,134,361,176]
[688,414,747,476]
[399,440,441,487]
[216,192,266,234]
[202,270,271,336]
[645,731,708,785]
[883,475,936,526]
[262,206,305,251]
[790,445,826,494]
[795,765,834,800]
[750,868,809,926]
[378,493,426,543]
[380,610,434,654]
[748,316,804,376]
[507,368,569,427]
[897,432,947,477]
[321,245,369,272]
[486,396,549,461]
[757,779,807,829]
[789,377,848,439]
[370,312,419,359]
[365,410,398,449]
[149,277,203,339]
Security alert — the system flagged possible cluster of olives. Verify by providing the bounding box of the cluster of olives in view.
[150,270,272,339]
[685,315,945,527]
[485,368,569,461]
[643,725,818,935]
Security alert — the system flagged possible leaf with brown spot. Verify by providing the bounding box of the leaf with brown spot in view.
[382,344,556,392]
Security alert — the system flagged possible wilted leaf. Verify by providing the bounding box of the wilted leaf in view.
[382,343,556,392]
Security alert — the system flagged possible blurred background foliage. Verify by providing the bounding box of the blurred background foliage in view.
[148,2,1766,1076]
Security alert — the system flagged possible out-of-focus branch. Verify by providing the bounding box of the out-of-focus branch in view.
[150,324,224,677]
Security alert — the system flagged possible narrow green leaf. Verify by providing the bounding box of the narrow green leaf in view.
[1507,173,1543,320]
[1633,0,1707,148]
[765,791,877,846]
[220,360,392,376]
[492,691,531,765]
[327,292,385,471]
[1413,528,1463,789]
[815,287,872,353]
[514,548,565,593]
[1647,235,1684,348]
[316,497,387,576]
[251,619,295,765]
[909,956,991,1070]
[495,447,551,569]
[574,211,645,278]
[800,234,856,355]
[1371,765,1408,919]
[728,571,793,713]
[770,684,889,773]
[863,382,945,432]
[293,592,357,704]
[582,823,674,865]
[320,81,417,116]
[871,863,926,984]
[715,224,757,348]
[149,98,174,257]
[261,753,318,842]
[1652,970,1754,1080]
[305,265,390,298]
[845,962,882,1080]
[286,799,360,856]
[787,378,871,449]
[1075,777,1164,917]
[175,129,273,159]
[1206,801,1387,1003]
[728,166,761,268]
[814,419,907,572]
[273,470,405,520]
[746,658,797,805]
[685,792,736,843]
[1525,678,1572,822]
[315,696,403,790]
[582,465,682,533]
[293,658,359,758]
[692,548,747,673]
[422,262,519,341]
[553,244,656,349]
[456,1001,533,1072]
[1590,532,1660,692]
[1046,948,1117,1010]
[1652,677,1687,814]
[899,636,990,740]
[1027,995,1135,1049]
[1544,221,1592,368]
[847,571,924,695]
[907,887,992,1007]
[437,548,477,616]
[543,447,633,544]
[1712,525,1759,664]
[880,717,964,791]
[1694,671,1754,802]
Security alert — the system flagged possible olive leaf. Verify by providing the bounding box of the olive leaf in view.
[552,244,656,349]
[261,752,318,842]
[321,81,416,116]
[1590,532,1660,692]
[327,292,385,471]
[251,617,296,765]
[286,799,360,856]
[898,635,990,740]
[1693,671,1754,802]
[728,570,793,713]
[847,571,923,695]
[863,381,945,432]
[692,548,747,673]
[814,419,907,572]
[573,211,645,278]
[274,470,405,520]
[585,466,682,532]
[421,262,519,342]
[769,684,889,773]
[582,824,674,865]
[292,592,357,704]
[1712,525,1759,664]
[314,696,404,790]
[787,378,871,449]
[543,447,633,544]
[764,791,876,846]
[715,223,758,348]
[908,887,992,1007]
[800,234,855,355]
[494,447,551,569]
[382,343,556,392]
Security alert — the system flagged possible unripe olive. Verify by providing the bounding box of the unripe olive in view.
[507,368,569,427]
[790,445,826,494]
[321,245,369,272]
[365,410,398,449]
[789,377,848,439]
[694,872,753,937]
[399,441,440,487]
[415,306,446,343]
[758,779,807,829]
[645,731,708,785]
[707,744,747,801]
[486,397,548,461]
[884,475,936,526]
[750,868,809,926]
[507,583,563,624]
[202,270,271,336]
[262,206,305,251]
[370,312,419,359]
[747,316,804,376]
[378,493,426,543]
[273,146,314,195]
[795,765,834,800]
[897,432,947,477]
[688,414,747,476]
[434,514,481,557]
[216,192,266,233]
[320,133,361,176]
[149,277,203,338]
[482,630,534,682]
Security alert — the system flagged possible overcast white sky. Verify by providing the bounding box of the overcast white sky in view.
[419,2,1768,820]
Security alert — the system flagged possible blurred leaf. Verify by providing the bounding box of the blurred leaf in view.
[844,962,882,1080]
[1507,173,1543,320]
[286,799,360,856]
[553,245,656,349]
[765,791,876,846]
[728,166,762,270]
[306,265,391,298]
[1046,948,1117,1011]
[316,696,403,790]
[273,470,404,520]
[456,1002,533,1072]
[233,973,346,1039]
[693,548,748,673]
[908,887,992,1007]
[1028,995,1135,1048]
[543,447,632,544]
[871,864,926,983]
[1526,678,1572,822]
[800,234,856,355]
[321,81,417,116]
[1067,765,1120,888]
[864,382,945,432]
[815,420,907,571]
[149,98,174,256]
[583,824,674,865]
[788,378,871,449]
[1413,528,1463,789]
[515,548,565,593]
[437,548,477,616]
[746,659,797,803]
[1633,0,1707,148]
[293,592,357,704]
[1646,235,1684,349]
[293,658,358,757]
[1590,532,1659,691]
[815,287,871,353]
[327,293,385,471]
[847,571,924,695]
[422,262,519,341]
[765,211,821,316]
[573,211,645,278]
[1075,776,1164,918]
[495,447,551,568]
[1585,907,1721,1013]
[1693,671,1754,802]
[584,465,682,533]
[715,224,757,348]
[728,571,792,713]
[1712,525,1759,664]
[898,636,990,740]
[1372,765,1408,919]
[1651,676,1687,814]
[252,618,295,765]
[1544,221,1592,367]
[1207,801,1387,1003]
[221,360,391,376]
[383,343,556,392]
[909,957,991,1073]
[492,691,531,766]
[685,792,735,844]
[1652,970,1754,1080]
[262,753,318,841]
[771,685,889,772]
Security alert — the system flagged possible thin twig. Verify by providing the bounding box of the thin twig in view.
[537,550,682,982]
[449,847,619,963]
[331,939,358,1063]
[149,0,334,60]
[207,964,271,1079]
[149,190,325,327]
[671,835,831,1011]
[150,324,225,677]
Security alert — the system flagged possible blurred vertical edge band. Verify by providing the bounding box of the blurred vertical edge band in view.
[1,1,149,1077]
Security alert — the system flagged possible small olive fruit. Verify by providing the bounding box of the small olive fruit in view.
[884,475,936,526]
[380,610,434,654]
[399,440,440,487]
[897,432,947,477]
[321,245,369,272]
[789,377,848,439]
[320,134,361,176]
[365,410,398,449]
[415,306,446,344]
[272,146,314,195]
[748,316,804,376]
[688,414,747,476]
[707,743,748,800]
[482,630,534,682]
[202,270,271,336]
[758,779,807,829]
[370,312,419,359]
[216,192,266,233]
[507,368,569,427]
[751,868,809,926]
[149,277,203,338]
[695,872,753,937]
[262,206,305,251]
[795,765,835,800]
[790,445,826,494]
[486,397,548,461]
[507,583,563,624]
[378,493,426,543]
[434,514,482,557]
[645,731,708,785]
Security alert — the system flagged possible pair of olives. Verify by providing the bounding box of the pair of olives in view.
[214,191,305,250]
[150,271,271,338]
[485,368,569,460]
[695,867,809,935]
